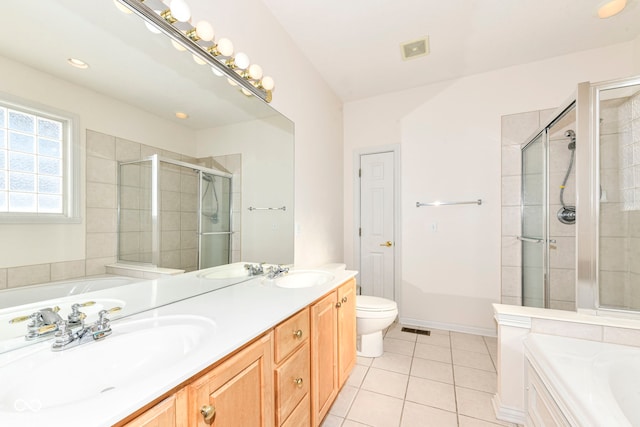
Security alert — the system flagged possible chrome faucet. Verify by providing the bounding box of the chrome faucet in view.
[51,306,121,351]
[244,263,265,276]
[9,306,63,340]
[266,265,289,279]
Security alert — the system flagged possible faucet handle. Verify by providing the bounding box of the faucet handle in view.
[68,301,94,325]
[97,306,122,325]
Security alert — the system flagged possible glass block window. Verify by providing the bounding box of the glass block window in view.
[0,100,75,220]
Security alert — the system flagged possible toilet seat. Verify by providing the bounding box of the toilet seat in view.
[356,295,397,312]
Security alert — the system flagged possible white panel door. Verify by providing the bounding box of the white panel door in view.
[360,152,395,299]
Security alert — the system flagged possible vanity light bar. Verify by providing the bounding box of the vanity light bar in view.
[116,0,273,103]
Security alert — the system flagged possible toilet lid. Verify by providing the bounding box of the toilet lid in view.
[356,296,397,312]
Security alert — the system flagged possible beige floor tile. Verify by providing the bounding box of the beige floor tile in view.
[383,337,416,356]
[321,414,344,427]
[400,401,457,427]
[357,355,374,367]
[405,376,456,412]
[347,364,369,387]
[456,387,513,427]
[414,342,452,363]
[361,367,409,399]
[347,390,404,427]
[451,332,489,354]
[410,358,453,384]
[384,324,418,342]
[343,420,372,427]
[483,336,498,351]
[329,385,359,417]
[416,332,451,348]
[371,352,413,374]
[454,365,497,393]
[459,415,517,427]
[452,348,496,372]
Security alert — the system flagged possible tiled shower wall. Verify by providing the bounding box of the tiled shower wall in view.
[501,109,577,310]
[599,92,640,309]
[0,130,240,289]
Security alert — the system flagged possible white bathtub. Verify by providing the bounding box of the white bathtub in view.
[525,334,640,426]
[0,276,138,309]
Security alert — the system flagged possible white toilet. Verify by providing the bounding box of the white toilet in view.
[356,295,398,357]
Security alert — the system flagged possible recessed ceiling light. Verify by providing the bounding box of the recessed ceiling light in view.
[112,0,133,14]
[67,58,89,69]
[401,37,430,61]
[175,112,189,119]
[598,0,627,18]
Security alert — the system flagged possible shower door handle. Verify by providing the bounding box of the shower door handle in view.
[517,236,544,244]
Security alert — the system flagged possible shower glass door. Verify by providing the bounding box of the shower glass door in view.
[521,132,547,308]
[199,172,232,269]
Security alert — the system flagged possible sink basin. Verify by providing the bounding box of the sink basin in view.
[273,270,334,288]
[0,315,215,412]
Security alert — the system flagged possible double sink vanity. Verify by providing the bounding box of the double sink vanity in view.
[0,264,357,427]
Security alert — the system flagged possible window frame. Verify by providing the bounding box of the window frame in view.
[0,93,80,223]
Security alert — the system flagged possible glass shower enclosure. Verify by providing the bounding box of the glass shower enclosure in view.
[117,154,232,271]
[520,104,577,309]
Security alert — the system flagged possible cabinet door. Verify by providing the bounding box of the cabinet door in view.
[337,279,357,388]
[310,291,338,426]
[122,394,177,427]
[188,333,274,427]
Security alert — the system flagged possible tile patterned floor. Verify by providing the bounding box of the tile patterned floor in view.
[321,323,517,427]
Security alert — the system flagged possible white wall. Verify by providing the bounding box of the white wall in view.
[634,34,640,72]
[0,56,195,268]
[344,42,637,334]
[189,0,345,267]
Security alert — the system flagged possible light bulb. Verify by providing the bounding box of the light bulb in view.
[216,38,234,57]
[211,67,224,77]
[248,64,263,80]
[169,0,191,22]
[195,21,214,41]
[227,78,238,87]
[241,88,253,96]
[193,54,207,65]
[597,0,627,18]
[171,39,187,51]
[234,52,250,70]
[261,76,275,91]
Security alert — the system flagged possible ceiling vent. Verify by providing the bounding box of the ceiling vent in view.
[401,37,430,61]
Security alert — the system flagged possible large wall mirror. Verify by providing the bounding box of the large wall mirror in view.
[0,0,294,326]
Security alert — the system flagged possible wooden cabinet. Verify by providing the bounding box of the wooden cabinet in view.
[122,392,185,427]
[337,279,356,388]
[116,278,356,427]
[274,308,311,426]
[310,278,357,426]
[188,333,274,427]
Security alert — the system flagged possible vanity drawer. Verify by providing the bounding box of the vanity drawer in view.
[274,307,309,363]
[281,394,310,427]
[275,341,310,425]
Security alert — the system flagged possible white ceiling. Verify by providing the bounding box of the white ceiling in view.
[260,0,640,102]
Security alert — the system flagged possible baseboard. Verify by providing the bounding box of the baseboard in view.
[492,393,526,425]
[399,317,497,337]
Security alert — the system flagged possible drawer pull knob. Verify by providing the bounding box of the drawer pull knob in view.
[293,329,303,339]
[342,296,348,303]
[294,377,303,388]
[200,404,216,424]
[336,301,342,308]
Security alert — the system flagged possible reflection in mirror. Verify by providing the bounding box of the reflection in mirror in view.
[598,82,640,311]
[0,0,294,350]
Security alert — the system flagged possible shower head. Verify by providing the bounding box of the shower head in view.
[564,130,576,150]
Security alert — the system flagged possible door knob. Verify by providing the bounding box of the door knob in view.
[201,405,216,424]
[379,241,393,247]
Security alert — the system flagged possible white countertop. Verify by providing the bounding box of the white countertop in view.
[0,266,357,427]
